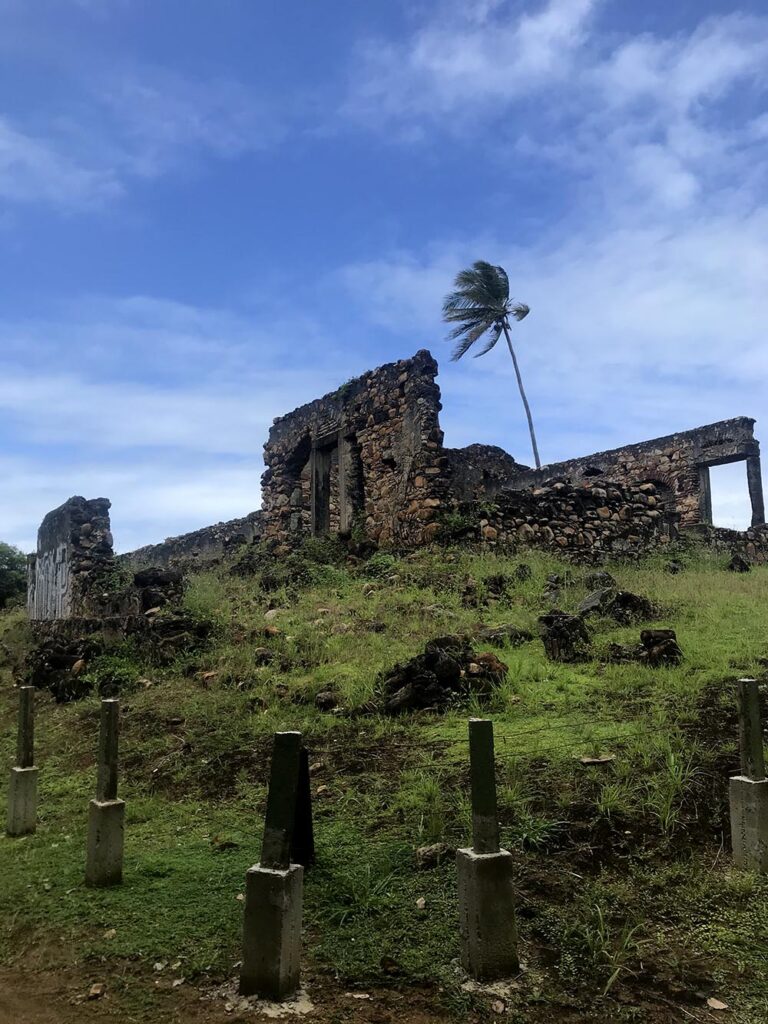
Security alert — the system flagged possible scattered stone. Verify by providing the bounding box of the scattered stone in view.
[416,842,454,869]
[314,690,339,711]
[584,570,617,589]
[264,609,283,622]
[415,896,427,912]
[577,588,654,624]
[513,563,532,582]
[460,577,484,608]
[538,612,590,662]
[87,983,106,1001]
[640,628,683,666]
[605,642,643,663]
[475,624,534,648]
[380,635,507,713]
[579,754,616,766]
[485,573,514,598]
[728,554,751,573]
[253,647,274,667]
[665,560,684,574]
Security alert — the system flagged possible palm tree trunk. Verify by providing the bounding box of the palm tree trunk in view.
[502,320,541,469]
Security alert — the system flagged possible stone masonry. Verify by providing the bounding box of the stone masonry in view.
[26,350,766,619]
[28,497,113,620]
[517,418,764,528]
[261,350,451,549]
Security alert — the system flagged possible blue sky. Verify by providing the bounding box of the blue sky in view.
[2,0,767,551]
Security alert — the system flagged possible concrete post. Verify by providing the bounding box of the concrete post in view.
[457,719,519,981]
[85,699,125,886]
[240,731,305,1000]
[7,687,38,837]
[746,453,765,527]
[730,679,768,872]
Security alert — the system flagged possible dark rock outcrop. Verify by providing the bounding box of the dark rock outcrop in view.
[538,612,591,662]
[380,635,508,713]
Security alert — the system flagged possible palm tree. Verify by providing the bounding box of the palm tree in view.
[442,260,541,469]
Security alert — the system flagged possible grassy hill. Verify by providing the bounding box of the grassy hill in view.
[1,541,768,1023]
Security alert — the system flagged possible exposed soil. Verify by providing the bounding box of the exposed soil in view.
[0,963,726,1024]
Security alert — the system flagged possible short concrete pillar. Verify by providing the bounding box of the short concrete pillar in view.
[241,863,303,999]
[7,687,38,837]
[85,700,125,886]
[457,719,518,981]
[730,679,768,872]
[240,731,308,999]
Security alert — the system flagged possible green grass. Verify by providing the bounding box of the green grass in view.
[2,541,768,1020]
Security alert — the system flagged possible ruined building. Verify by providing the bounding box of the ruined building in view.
[27,349,768,620]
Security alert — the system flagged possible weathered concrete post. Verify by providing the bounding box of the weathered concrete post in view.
[85,699,125,886]
[7,687,38,836]
[729,678,768,872]
[457,718,519,980]
[240,731,306,1000]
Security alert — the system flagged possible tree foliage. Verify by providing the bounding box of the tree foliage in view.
[442,259,541,468]
[0,542,27,608]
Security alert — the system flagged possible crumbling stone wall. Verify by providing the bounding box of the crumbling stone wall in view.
[679,524,768,565]
[28,497,114,620]
[120,512,263,571]
[517,418,764,528]
[456,478,674,558]
[262,350,452,548]
[443,444,529,502]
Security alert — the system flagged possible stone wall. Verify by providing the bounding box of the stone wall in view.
[455,477,675,558]
[443,444,529,502]
[261,350,452,548]
[28,497,114,620]
[516,418,764,528]
[679,524,768,564]
[119,512,263,571]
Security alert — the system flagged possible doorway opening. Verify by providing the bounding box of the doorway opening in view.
[709,462,752,530]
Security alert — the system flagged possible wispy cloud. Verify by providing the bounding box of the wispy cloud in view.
[0,116,121,208]
[346,0,598,123]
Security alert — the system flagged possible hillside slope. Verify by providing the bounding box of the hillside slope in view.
[1,542,768,1023]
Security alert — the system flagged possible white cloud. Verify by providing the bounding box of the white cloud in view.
[0,295,357,550]
[0,117,121,208]
[347,0,598,121]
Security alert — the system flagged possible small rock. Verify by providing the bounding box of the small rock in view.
[491,999,506,1014]
[415,896,427,911]
[538,612,590,662]
[103,928,116,940]
[88,983,106,1001]
[514,563,532,582]
[640,628,683,666]
[314,690,339,711]
[476,624,533,648]
[584,571,617,589]
[253,647,273,667]
[728,554,751,573]
[665,560,684,575]
[706,997,729,1011]
[264,608,283,622]
[416,842,454,869]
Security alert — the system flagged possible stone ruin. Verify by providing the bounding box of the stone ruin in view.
[25,348,768,625]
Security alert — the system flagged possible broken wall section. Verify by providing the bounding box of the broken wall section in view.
[262,350,450,548]
[463,477,675,558]
[517,418,764,528]
[28,497,114,621]
[120,511,263,571]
